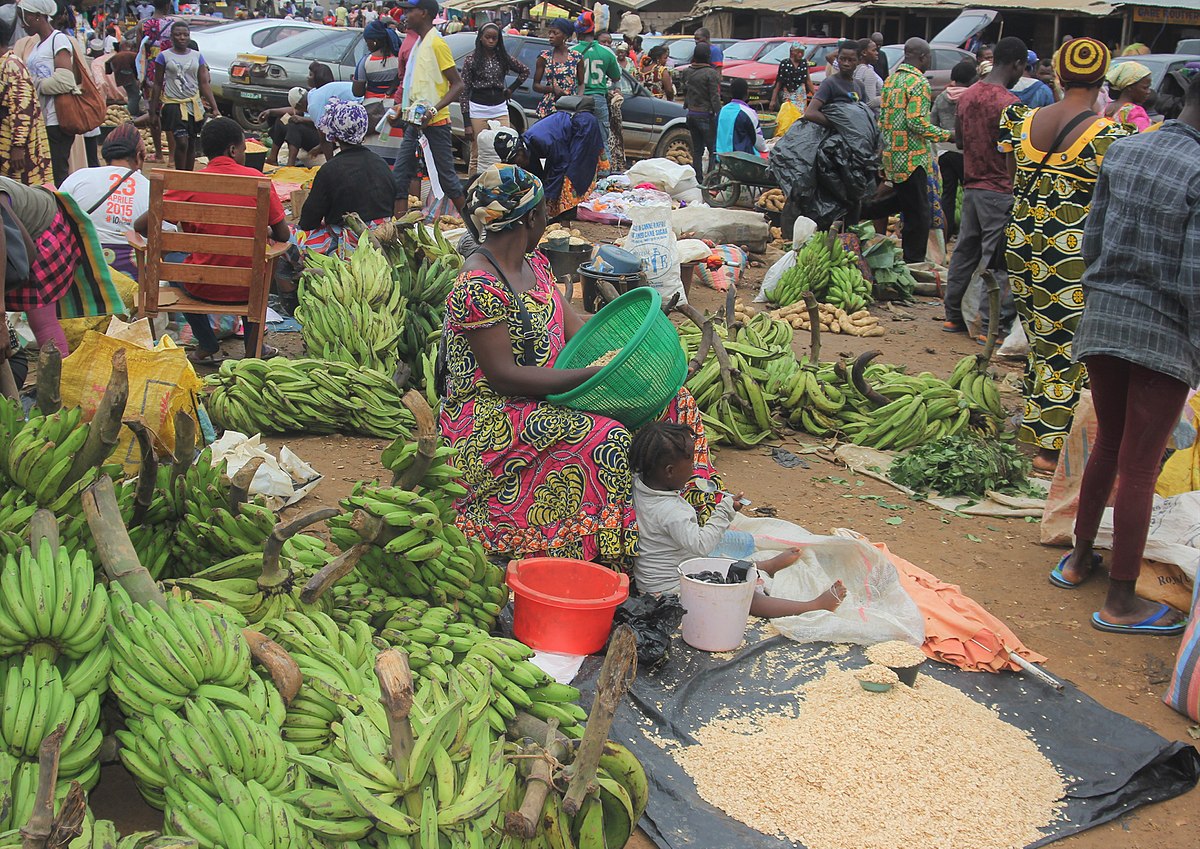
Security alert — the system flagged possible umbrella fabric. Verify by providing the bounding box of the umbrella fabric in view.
[530,3,570,19]
[878,543,1048,672]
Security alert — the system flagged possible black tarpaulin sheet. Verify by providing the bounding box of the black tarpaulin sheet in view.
[575,624,1200,849]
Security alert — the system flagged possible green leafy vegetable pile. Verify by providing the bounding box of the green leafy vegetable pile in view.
[888,434,1033,499]
[851,224,917,302]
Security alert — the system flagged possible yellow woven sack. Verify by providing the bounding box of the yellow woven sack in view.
[1156,394,1200,498]
[59,267,138,350]
[776,101,802,137]
[60,330,203,474]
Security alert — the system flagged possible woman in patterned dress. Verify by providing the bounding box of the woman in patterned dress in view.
[998,37,1131,471]
[636,45,673,100]
[0,9,51,184]
[440,164,716,565]
[532,18,577,119]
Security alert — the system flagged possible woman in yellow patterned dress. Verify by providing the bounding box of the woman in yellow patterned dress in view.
[998,37,1131,471]
[439,164,717,565]
[0,8,51,184]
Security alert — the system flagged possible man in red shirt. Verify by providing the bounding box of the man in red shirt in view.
[135,118,290,363]
[942,36,1026,339]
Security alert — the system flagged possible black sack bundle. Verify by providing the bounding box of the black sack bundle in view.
[768,101,881,230]
[609,594,686,672]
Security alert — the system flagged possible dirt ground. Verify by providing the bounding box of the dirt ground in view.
[88,220,1197,847]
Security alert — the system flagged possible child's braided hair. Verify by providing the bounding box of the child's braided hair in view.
[629,423,695,479]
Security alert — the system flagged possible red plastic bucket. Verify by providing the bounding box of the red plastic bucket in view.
[507,557,630,655]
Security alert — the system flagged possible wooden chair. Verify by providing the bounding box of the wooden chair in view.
[126,169,290,356]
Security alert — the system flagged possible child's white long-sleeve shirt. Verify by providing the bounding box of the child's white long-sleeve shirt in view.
[631,475,736,594]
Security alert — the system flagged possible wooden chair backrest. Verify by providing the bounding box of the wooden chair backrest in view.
[144,168,273,296]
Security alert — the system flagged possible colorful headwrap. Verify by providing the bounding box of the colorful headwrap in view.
[492,128,522,163]
[575,10,595,35]
[1106,60,1150,92]
[101,122,142,161]
[1055,37,1109,86]
[318,98,369,146]
[364,19,401,54]
[466,164,544,239]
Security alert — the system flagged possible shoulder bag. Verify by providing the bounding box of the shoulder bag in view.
[55,34,107,136]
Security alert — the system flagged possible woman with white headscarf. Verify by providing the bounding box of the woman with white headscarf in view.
[1104,61,1154,131]
[296,99,395,256]
[14,0,79,183]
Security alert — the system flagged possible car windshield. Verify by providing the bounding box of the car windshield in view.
[723,41,767,61]
[668,40,698,63]
[761,42,800,65]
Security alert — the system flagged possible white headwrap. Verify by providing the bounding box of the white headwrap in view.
[17,0,58,18]
[288,86,307,108]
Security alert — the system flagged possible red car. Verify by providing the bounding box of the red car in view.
[719,37,792,71]
[721,38,838,104]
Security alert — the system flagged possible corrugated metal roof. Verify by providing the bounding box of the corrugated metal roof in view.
[692,0,1121,16]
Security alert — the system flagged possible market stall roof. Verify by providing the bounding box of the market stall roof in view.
[692,0,1116,17]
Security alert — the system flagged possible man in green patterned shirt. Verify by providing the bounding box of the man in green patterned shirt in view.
[860,38,951,264]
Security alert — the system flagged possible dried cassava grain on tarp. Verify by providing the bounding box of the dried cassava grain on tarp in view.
[866,640,927,668]
[672,665,1066,849]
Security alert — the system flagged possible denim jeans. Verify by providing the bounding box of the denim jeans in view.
[591,93,612,164]
[686,113,716,182]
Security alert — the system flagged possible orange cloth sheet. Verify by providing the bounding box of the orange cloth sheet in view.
[878,543,1048,673]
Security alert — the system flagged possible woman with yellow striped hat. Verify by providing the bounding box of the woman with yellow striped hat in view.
[997,37,1133,472]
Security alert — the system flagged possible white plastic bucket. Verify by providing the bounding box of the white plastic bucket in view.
[678,558,758,652]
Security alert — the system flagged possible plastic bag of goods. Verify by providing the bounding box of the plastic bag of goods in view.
[625,198,684,302]
[731,515,925,646]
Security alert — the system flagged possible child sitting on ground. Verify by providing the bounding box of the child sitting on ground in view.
[630,422,845,618]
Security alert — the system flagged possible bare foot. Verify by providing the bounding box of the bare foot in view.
[814,580,846,613]
[1032,449,1059,473]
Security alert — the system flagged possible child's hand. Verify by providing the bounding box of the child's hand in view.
[731,492,746,513]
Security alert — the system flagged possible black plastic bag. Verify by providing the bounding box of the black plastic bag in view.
[769,101,881,229]
[609,594,686,672]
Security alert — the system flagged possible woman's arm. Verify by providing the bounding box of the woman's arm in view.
[351,56,367,98]
[532,53,551,95]
[507,54,530,93]
[460,54,474,127]
[198,62,219,116]
[768,73,783,111]
[463,323,599,398]
[561,296,589,340]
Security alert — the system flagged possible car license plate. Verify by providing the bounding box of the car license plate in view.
[241,92,263,101]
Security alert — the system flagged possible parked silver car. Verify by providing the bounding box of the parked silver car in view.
[192,18,324,108]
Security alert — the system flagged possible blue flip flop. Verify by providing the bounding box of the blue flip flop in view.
[1091,604,1187,636]
[1048,552,1101,589]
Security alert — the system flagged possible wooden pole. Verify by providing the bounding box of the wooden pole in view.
[562,625,637,816]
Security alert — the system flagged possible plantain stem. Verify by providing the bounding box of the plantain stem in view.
[375,650,415,781]
[20,723,66,849]
[126,421,158,528]
[243,629,302,705]
[28,510,59,557]
[34,345,62,417]
[803,291,821,364]
[82,476,166,608]
[66,349,129,488]
[259,507,338,589]
[393,391,438,490]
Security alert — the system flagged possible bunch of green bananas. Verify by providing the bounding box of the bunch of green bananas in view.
[106,584,254,719]
[680,315,795,449]
[0,655,103,816]
[327,483,506,631]
[779,358,977,449]
[58,816,197,849]
[393,255,458,376]
[768,229,843,306]
[163,767,309,849]
[168,451,276,579]
[0,540,109,665]
[289,660,518,848]
[0,405,101,510]
[168,542,331,627]
[825,265,872,313]
[257,611,381,756]
[0,489,36,559]
[205,357,417,441]
[948,354,1007,427]
[381,439,464,486]
[298,239,407,374]
[117,671,286,808]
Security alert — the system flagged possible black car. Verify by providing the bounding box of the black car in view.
[224,30,693,162]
